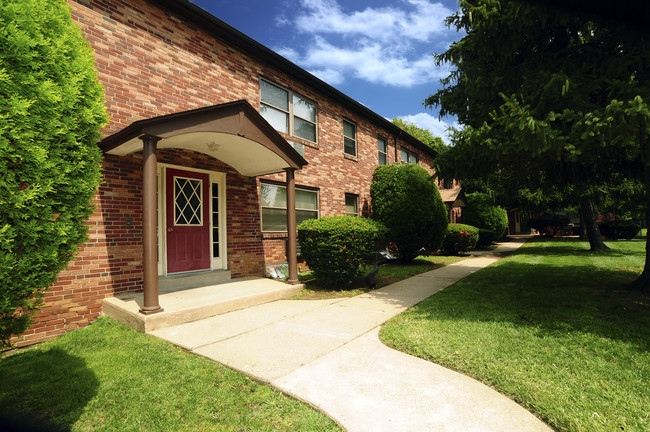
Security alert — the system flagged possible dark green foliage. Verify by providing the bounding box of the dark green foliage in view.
[370,163,448,262]
[463,193,508,240]
[297,216,388,286]
[391,118,447,153]
[442,223,479,255]
[528,214,571,237]
[476,229,497,247]
[0,0,107,349]
[428,0,650,255]
[598,220,641,240]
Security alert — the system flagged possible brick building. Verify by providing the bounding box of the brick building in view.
[14,0,444,346]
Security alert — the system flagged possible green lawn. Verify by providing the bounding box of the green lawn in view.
[295,254,468,299]
[381,238,650,432]
[0,317,341,432]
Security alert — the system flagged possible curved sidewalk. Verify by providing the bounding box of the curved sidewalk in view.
[152,240,552,432]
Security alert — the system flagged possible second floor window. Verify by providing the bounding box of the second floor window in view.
[343,119,356,156]
[441,178,454,189]
[400,148,419,164]
[260,79,317,142]
[378,137,387,165]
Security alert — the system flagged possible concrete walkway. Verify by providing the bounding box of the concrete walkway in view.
[151,240,553,432]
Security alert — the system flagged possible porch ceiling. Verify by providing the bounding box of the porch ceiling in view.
[98,100,308,177]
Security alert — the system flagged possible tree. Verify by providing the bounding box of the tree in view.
[391,118,447,154]
[463,192,509,240]
[0,0,108,349]
[427,0,650,291]
[370,163,448,261]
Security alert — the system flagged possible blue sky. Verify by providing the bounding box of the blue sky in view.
[190,0,463,143]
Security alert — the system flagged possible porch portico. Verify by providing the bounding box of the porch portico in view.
[99,100,308,316]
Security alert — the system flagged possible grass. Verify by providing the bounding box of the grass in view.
[380,238,650,432]
[0,317,341,432]
[294,254,468,299]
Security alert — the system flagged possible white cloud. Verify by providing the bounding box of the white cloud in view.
[274,0,455,87]
[308,68,345,85]
[398,112,459,145]
[293,0,451,43]
[278,36,448,87]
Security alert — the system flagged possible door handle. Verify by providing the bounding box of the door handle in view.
[167,227,173,232]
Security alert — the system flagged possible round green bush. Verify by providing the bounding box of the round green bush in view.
[528,214,570,237]
[463,193,508,240]
[0,0,107,349]
[297,216,388,286]
[370,163,448,262]
[476,228,497,247]
[443,224,479,255]
[598,220,641,240]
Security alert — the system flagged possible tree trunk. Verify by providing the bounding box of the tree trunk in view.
[578,193,609,251]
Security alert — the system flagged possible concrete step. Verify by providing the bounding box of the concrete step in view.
[159,269,231,292]
[102,277,303,333]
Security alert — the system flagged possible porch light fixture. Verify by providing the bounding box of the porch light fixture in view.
[207,141,220,152]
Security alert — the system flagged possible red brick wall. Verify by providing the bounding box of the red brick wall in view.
[14,0,439,346]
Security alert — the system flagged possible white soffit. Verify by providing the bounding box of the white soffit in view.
[105,131,289,176]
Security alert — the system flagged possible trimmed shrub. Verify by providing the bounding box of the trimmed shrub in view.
[297,216,388,286]
[477,229,497,247]
[0,0,107,349]
[463,193,508,240]
[443,224,479,255]
[598,220,641,240]
[370,163,448,262]
[528,214,571,237]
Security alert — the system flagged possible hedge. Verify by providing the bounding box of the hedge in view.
[476,229,497,247]
[442,223,479,255]
[297,216,388,286]
[598,220,641,240]
[528,214,570,237]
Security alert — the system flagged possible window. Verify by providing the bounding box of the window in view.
[442,178,454,189]
[174,177,202,226]
[400,148,419,164]
[260,79,317,142]
[260,183,318,231]
[343,119,356,156]
[211,183,220,257]
[378,137,387,165]
[345,194,359,217]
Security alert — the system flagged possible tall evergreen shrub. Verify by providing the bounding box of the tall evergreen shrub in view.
[0,0,107,349]
[463,192,508,240]
[370,163,448,262]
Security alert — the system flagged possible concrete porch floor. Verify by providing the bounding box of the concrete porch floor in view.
[102,276,304,333]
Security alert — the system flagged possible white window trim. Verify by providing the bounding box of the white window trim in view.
[260,182,319,232]
[157,164,227,276]
[345,193,359,217]
[260,78,318,143]
[378,136,388,165]
[400,148,419,164]
[343,119,357,157]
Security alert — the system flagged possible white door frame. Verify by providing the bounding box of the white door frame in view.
[157,163,227,276]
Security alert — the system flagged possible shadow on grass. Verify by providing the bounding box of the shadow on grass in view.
[414,242,650,352]
[512,236,646,258]
[0,347,98,431]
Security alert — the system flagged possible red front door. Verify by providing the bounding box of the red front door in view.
[166,168,211,273]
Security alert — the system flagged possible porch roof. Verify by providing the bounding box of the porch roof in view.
[98,100,308,177]
[439,187,467,208]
